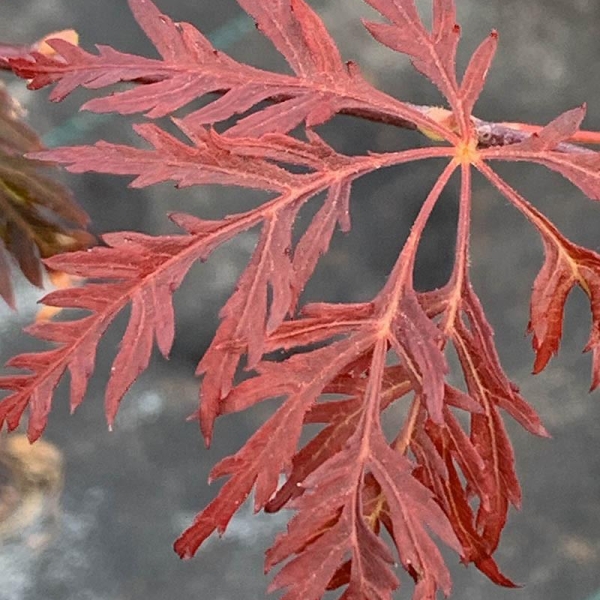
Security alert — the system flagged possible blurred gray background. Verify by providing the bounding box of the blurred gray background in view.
[1,1,600,599]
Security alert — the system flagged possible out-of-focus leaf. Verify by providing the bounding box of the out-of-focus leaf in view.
[0,81,92,306]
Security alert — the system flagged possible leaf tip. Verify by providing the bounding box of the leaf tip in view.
[1,292,16,311]
[26,430,41,444]
[587,368,600,393]
[173,536,194,560]
[536,423,552,438]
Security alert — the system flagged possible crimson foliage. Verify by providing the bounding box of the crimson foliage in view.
[2,0,600,598]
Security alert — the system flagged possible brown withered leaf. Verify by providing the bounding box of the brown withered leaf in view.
[0,81,92,307]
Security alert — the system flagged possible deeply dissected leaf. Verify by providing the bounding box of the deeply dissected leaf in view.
[261,341,460,600]
[483,106,600,200]
[362,0,460,105]
[8,0,450,140]
[481,166,600,388]
[529,235,600,389]
[1,0,600,599]
[0,215,238,440]
[176,330,379,560]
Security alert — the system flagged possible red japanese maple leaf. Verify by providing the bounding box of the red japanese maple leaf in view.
[2,0,600,598]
